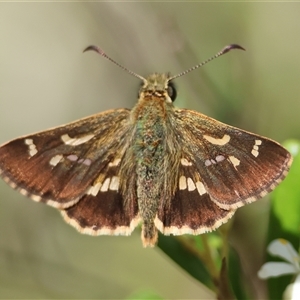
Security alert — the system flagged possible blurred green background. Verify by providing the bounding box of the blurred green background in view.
[0,2,299,299]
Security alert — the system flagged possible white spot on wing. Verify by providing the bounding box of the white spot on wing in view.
[67,154,78,162]
[203,134,230,146]
[24,138,38,156]
[67,155,92,166]
[187,177,196,191]
[78,158,92,166]
[109,176,119,191]
[24,139,32,145]
[83,159,92,166]
[87,182,102,196]
[205,155,226,167]
[196,181,206,195]
[61,134,94,146]
[179,176,187,190]
[49,154,63,166]
[108,158,121,167]
[100,178,110,192]
[251,139,262,157]
[216,155,225,162]
[251,149,259,157]
[205,159,217,166]
[229,156,240,168]
[205,159,212,167]
[181,158,192,166]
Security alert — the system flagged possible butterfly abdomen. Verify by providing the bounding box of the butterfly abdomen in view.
[131,97,169,246]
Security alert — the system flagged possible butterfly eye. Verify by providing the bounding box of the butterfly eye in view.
[167,82,177,102]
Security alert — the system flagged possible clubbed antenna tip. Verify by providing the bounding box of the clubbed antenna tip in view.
[221,44,246,55]
[83,45,106,56]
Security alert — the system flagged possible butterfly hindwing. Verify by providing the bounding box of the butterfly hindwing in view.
[173,109,292,210]
[62,159,140,236]
[0,109,131,208]
[156,158,235,235]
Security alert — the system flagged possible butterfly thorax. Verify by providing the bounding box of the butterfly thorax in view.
[129,73,181,246]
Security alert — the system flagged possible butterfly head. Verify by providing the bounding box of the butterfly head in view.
[139,73,177,104]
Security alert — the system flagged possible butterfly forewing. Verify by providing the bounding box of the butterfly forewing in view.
[0,109,131,208]
[174,109,292,210]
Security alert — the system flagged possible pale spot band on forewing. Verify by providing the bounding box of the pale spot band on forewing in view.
[203,134,230,146]
[67,154,78,161]
[77,158,92,166]
[24,139,38,156]
[205,159,215,167]
[65,154,92,166]
[49,154,64,166]
[49,154,92,168]
[251,139,262,157]
[216,155,225,162]
[205,155,226,167]
[61,133,94,146]
[229,155,240,168]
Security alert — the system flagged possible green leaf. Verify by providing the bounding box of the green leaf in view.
[158,234,213,289]
[266,139,300,299]
[228,248,249,300]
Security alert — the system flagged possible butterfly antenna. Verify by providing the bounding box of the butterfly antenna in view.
[169,44,245,81]
[84,45,146,82]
